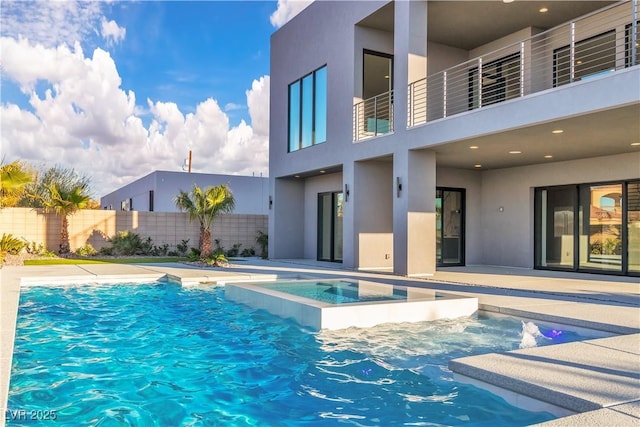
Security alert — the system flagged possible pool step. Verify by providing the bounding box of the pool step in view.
[449,334,640,417]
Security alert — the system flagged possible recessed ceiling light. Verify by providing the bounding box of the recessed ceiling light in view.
[319,170,326,174]
[539,7,548,13]
[631,142,640,146]
[469,145,479,149]
[294,175,300,178]
[509,150,522,154]
[384,75,390,79]
[544,155,553,159]
[474,164,482,168]
[552,129,564,134]
[503,0,514,3]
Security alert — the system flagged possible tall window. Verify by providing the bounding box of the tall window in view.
[288,66,327,152]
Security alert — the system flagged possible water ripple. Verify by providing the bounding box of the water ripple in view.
[6,282,575,426]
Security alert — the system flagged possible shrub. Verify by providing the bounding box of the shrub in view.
[151,243,169,256]
[109,231,145,256]
[203,250,229,267]
[187,247,201,261]
[256,231,268,259]
[99,246,114,256]
[240,247,256,257]
[225,243,242,258]
[176,239,190,256]
[75,244,97,257]
[140,237,154,255]
[603,238,621,255]
[1,233,26,255]
[23,240,55,257]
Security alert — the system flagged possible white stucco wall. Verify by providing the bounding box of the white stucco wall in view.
[478,152,640,268]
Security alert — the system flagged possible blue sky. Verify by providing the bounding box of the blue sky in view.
[108,1,273,125]
[0,0,312,196]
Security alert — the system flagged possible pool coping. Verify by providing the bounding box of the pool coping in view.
[1,261,639,426]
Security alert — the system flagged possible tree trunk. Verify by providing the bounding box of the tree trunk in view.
[59,215,70,254]
[200,226,212,259]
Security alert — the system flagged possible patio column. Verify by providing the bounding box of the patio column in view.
[393,149,436,276]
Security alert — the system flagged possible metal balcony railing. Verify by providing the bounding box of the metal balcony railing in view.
[353,90,394,142]
[408,0,638,126]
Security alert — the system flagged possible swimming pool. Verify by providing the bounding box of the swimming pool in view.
[8,281,583,425]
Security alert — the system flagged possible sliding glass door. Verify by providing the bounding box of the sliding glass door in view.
[535,181,638,276]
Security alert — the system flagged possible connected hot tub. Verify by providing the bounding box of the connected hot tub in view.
[225,278,478,330]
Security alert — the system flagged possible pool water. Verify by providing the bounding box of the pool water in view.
[259,279,412,304]
[8,282,577,426]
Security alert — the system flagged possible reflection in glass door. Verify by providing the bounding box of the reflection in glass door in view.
[535,181,638,276]
[318,192,343,262]
[436,188,464,266]
[579,184,623,272]
[628,182,640,274]
[535,187,576,269]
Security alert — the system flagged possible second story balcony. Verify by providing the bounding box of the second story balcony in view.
[353,0,640,141]
[353,90,394,141]
[408,0,638,126]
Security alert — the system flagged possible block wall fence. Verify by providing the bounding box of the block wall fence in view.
[1,208,267,254]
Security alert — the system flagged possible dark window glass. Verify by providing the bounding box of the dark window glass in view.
[553,30,616,87]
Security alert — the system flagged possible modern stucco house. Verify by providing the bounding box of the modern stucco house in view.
[101,171,269,215]
[268,0,639,277]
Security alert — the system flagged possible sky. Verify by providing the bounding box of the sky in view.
[0,0,313,198]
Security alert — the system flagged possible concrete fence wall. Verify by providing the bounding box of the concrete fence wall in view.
[1,208,267,254]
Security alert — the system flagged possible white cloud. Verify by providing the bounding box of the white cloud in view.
[0,1,118,48]
[224,102,245,112]
[101,18,126,46]
[0,37,269,197]
[270,0,313,28]
[246,76,270,137]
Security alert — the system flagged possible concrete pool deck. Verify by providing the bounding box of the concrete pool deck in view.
[1,259,638,426]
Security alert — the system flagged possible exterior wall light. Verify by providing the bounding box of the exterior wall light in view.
[269,196,273,210]
[344,184,350,202]
[396,177,402,198]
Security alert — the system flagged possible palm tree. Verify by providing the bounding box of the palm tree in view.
[0,160,33,207]
[175,184,236,259]
[40,182,91,254]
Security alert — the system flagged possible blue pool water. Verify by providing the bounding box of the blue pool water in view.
[259,279,412,304]
[8,281,582,426]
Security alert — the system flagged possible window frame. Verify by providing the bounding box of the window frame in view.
[288,65,328,152]
[534,179,639,277]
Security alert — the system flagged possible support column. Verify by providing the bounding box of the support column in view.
[395,0,427,128]
[393,149,436,276]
